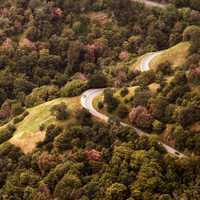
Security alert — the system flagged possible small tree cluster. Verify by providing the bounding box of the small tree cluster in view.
[50,102,69,120]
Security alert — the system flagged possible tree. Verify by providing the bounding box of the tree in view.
[84,149,101,161]
[116,104,129,119]
[183,25,200,41]
[149,96,168,121]
[37,152,62,175]
[67,41,83,72]
[129,106,153,130]
[50,103,69,120]
[188,67,200,85]
[177,105,200,127]
[54,173,82,200]
[190,0,200,11]
[88,73,108,88]
[106,183,128,200]
[132,88,151,107]
[183,25,200,53]
[152,120,164,133]
[60,79,86,97]
[11,102,24,117]
[157,62,172,75]
[76,108,92,126]
[104,88,119,113]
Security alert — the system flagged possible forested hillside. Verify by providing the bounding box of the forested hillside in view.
[0,0,199,199]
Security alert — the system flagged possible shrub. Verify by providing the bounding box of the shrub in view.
[104,89,119,113]
[39,123,45,131]
[97,101,104,109]
[76,108,92,126]
[50,103,69,120]
[88,73,108,88]
[117,104,129,119]
[177,105,200,127]
[13,116,22,124]
[0,124,16,144]
[11,102,24,117]
[120,88,129,97]
[183,25,200,41]
[136,70,155,86]
[157,61,172,75]
[25,85,59,107]
[152,120,164,133]
[132,88,151,107]
[61,79,86,97]
[38,125,62,147]
[13,110,29,124]
[188,67,200,85]
[129,106,153,130]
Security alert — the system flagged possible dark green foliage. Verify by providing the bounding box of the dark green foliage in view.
[76,108,92,126]
[157,62,172,75]
[117,104,129,119]
[38,124,62,149]
[177,105,200,127]
[0,0,200,199]
[50,102,69,120]
[97,101,104,109]
[60,80,86,97]
[104,88,119,113]
[149,96,168,121]
[135,71,156,86]
[120,88,129,97]
[132,88,151,107]
[152,120,165,133]
[11,102,25,117]
[0,124,16,144]
[88,73,108,89]
[13,111,29,124]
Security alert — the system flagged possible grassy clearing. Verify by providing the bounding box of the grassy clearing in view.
[9,96,80,153]
[149,42,190,70]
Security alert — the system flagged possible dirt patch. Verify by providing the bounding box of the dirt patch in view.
[10,131,45,154]
[88,11,109,25]
[190,122,200,133]
[148,83,160,94]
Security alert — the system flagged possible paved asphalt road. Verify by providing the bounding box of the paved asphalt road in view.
[132,0,167,8]
[81,52,186,158]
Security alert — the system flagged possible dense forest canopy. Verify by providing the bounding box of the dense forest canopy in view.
[0,0,199,199]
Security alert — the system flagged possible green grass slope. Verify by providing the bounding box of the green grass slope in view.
[7,97,80,153]
[149,42,190,70]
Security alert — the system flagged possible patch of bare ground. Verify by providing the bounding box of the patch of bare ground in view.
[148,83,160,94]
[88,11,110,25]
[10,131,45,154]
[190,122,200,133]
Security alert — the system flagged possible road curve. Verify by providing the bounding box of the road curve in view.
[140,52,162,71]
[81,53,186,158]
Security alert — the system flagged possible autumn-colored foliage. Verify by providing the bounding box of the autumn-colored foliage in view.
[85,149,101,161]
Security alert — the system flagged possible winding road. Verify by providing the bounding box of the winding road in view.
[132,0,167,8]
[81,52,186,158]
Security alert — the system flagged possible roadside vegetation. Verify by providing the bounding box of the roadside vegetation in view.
[0,0,199,199]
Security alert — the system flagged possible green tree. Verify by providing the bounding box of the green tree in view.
[50,103,69,120]
[54,173,82,200]
[106,183,128,200]
[104,89,119,113]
